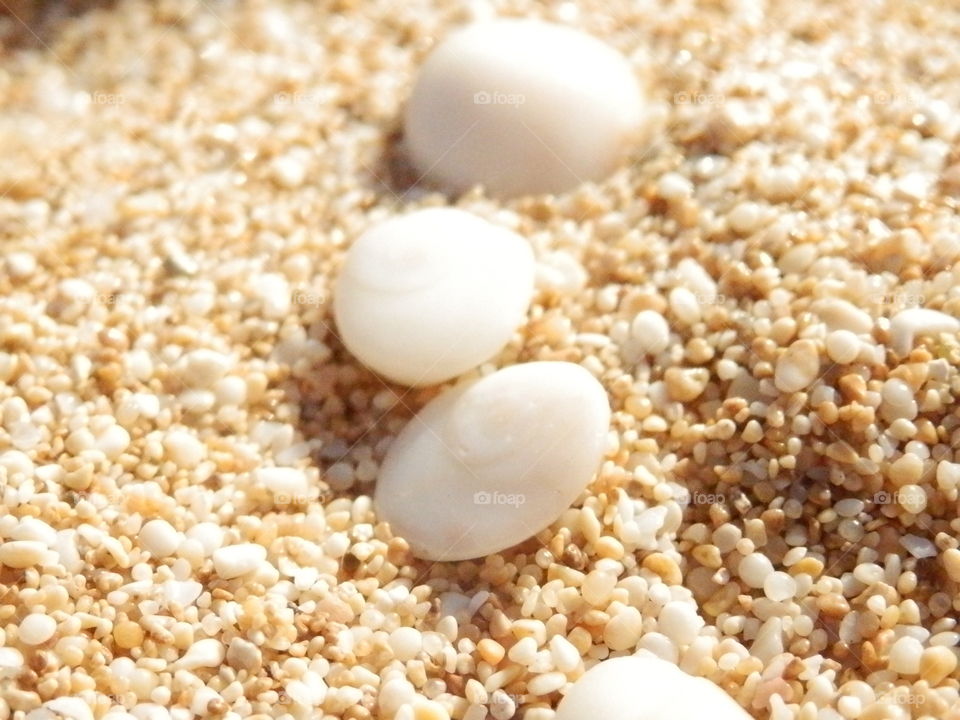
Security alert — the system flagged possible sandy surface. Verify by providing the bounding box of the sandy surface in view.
[2,1,960,719]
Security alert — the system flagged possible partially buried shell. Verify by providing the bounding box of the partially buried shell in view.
[374,361,610,561]
[555,655,752,720]
[334,207,535,387]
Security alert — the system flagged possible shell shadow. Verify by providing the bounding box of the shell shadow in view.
[367,123,441,204]
[1,0,117,48]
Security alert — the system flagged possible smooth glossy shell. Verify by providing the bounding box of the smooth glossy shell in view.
[403,19,646,197]
[555,655,752,720]
[374,362,610,560]
[334,208,535,386]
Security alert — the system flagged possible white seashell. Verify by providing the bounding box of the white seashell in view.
[555,655,752,720]
[334,208,535,387]
[375,362,610,560]
[403,19,646,197]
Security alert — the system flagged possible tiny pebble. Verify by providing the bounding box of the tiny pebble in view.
[527,671,566,696]
[162,430,206,469]
[657,601,704,646]
[889,308,960,356]
[728,202,764,235]
[212,543,267,579]
[603,606,643,650]
[179,349,232,388]
[942,548,960,583]
[738,552,774,589]
[41,698,93,720]
[477,639,505,666]
[549,634,581,673]
[811,298,873,334]
[919,645,957,685]
[763,571,797,601]
[774,339,820,393]
[139,519,181,558]
[411,699,450,720]
[0,540,48,568]
[489,689,516,720]
[388,627,423,662]
[887,636,922,675]
[176,638,226,670]
[19,613,57,645]
[255,466,310,503]
[630,310,671,356]
[508,636,538,665]
[825,330,860,364]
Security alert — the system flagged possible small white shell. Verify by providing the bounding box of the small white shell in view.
[403,19,646,197]
[334,208,535,386]
[555,655,752,720]
[374,362,610,560]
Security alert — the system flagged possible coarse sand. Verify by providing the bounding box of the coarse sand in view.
[2,1,960,719]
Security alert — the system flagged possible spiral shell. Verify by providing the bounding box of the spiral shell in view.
[374,362,610,561]
[555,656,752,720]
[334,208,535,387]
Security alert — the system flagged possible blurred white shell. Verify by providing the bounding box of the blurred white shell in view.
[375,362,610,560]
[334,208,535,386]
[403,19,646,197]
[555,655,752,720]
